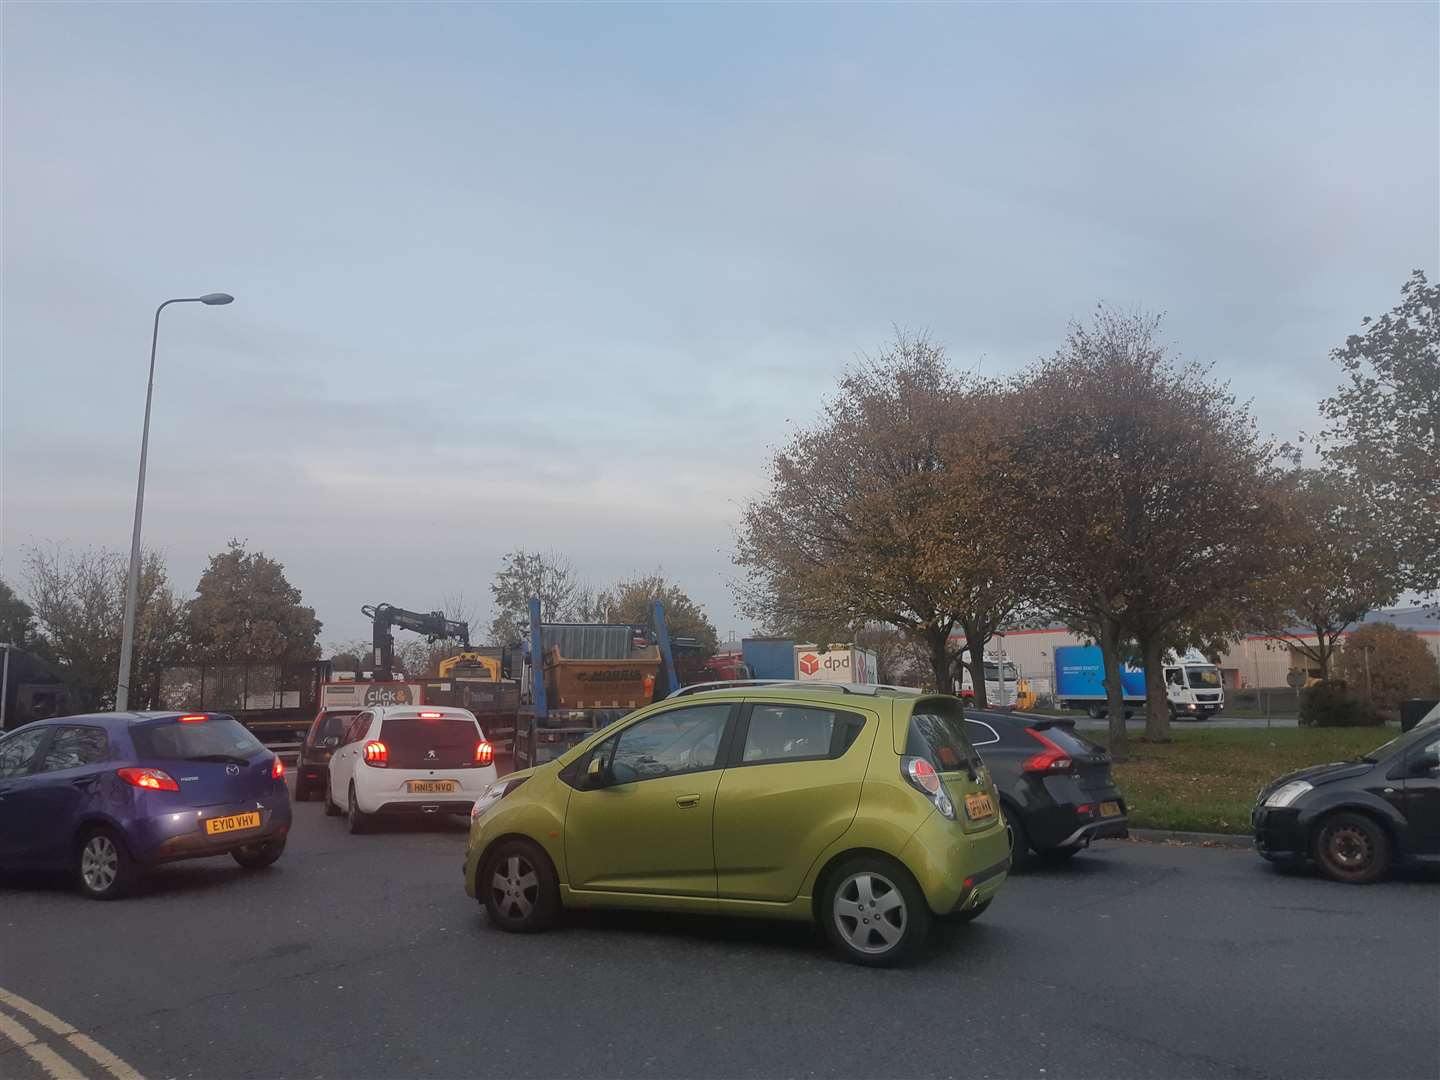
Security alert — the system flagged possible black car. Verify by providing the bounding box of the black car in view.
[964,710,1129,870]
[293,709,359,802]
[1252,716,1440,883]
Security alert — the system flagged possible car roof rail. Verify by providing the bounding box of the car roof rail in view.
[667,680,929,699]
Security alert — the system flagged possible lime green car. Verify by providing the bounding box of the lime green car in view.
[463,684,1009,965]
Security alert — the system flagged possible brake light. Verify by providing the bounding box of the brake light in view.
[418,711,443,719]
[271,756,285,780]
[178,714,207,723]
[362,741,388,766]
[1022,728,1073,773]
[118,767,179,792]
[475,740,494,765]
[901,756,956,820]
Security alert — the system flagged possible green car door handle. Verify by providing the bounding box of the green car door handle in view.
[675,794,702,808]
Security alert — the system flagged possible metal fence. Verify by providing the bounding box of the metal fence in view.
[158,662,322,714]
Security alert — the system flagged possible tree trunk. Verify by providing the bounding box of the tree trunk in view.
[1099,617,1128,761]
[1141,632,1170,741]
[926,629,952,693]
[961,622,989,708]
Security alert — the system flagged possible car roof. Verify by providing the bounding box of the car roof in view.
[669,681,927,701]
[1,711,240,735]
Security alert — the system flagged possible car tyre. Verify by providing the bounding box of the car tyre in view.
[1004,810,1037,872]
[479,839,560,933]
[232,837,286,870]
[75,827,137,901]
[820,855,932,967]
[347,783,373,835]
[1313,811,1391,884]
[323,781,343,817]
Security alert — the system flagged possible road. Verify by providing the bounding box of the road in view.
[1,787,1435,1080]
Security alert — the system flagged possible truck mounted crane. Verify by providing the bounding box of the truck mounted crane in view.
[361,603,469,682]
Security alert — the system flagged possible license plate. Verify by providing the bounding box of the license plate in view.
[964,793,996,821]
[407,780,458,794]
[205,811,261,836]
[1100,800,1122,818]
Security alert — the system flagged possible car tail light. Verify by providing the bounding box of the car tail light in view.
[418,711,443,719]
[362,741,388,767]
[178,714,207,723]
[1022,728,1073,773]
[118,767,179,792]
[901,756,956,820]
[475,740,494,766]
[271,756,285,780]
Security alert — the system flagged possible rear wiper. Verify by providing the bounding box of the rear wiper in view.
[186,754,250,766]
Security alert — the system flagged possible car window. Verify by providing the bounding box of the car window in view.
[741,704,863,764]
[1410,736,1440,774]
[316,711,358,741]
[906,701,980,772]
[1166,669,1183,686]
[963,718,1000,747]
[0,727,48,779]
[37,726,109,773]
[131,716,264,761]
[346,713,373,744]
[605,704,730,783]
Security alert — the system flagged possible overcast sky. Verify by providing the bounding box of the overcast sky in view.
[3,3,1436,649]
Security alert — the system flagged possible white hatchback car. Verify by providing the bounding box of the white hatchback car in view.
[324,706,498,832]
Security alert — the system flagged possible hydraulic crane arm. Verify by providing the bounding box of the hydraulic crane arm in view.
[361,603,470,682]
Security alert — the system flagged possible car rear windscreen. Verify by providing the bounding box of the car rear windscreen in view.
[379,717,479,768]
[132,717,264,761]
[318,711,358,738]
[906,703,980,772]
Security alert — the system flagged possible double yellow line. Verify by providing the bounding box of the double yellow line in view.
[0,987,144,1080]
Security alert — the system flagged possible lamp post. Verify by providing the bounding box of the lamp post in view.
[115,293,234,711]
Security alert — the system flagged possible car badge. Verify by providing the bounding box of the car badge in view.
[425,749,437,760]
[226,764,240,776]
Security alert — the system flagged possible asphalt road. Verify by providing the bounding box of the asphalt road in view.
[1,788,1435,1080]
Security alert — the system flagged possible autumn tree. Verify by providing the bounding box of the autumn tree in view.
[1012,308,1287,753]
[1254,470,1401,681]
[1339,622,1440,711]
[23,544,188,709]
[188,540,321,665]
[488,549,589,645]
[593,572,720,655]
[735,334,1028,696]
[1318,271,1439,595]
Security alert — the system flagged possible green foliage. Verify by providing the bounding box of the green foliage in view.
[188,540,321,664]
[0,578,42,649]
[1298,680,1382,728]
[1319,270,1440,595]
[594,572,719,655]
[487,549,587,645]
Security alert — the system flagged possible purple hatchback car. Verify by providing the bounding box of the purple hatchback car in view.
[0,711,291,898]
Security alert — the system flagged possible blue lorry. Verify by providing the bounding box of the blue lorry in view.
[1053,645,1225,720]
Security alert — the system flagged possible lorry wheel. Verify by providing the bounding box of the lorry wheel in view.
[1086,705,1102,720]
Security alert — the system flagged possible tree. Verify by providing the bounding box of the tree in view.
[1254,470,1401,681]
[735,333,1028,695]
[188,540,321,665]
[1339,622,1440,712]
[0,578,42,649]
[23,544,188,710]
[1012,308,1288,754]
[488,549,588,645]
[592,572,720,655]
[1319,270,1440,595]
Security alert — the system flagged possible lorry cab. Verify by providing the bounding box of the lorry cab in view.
[1162,654,1225,720]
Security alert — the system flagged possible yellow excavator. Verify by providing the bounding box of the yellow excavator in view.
[438,650,504,681]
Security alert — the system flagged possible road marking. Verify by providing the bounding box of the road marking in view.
[0,1009,84,1080]
[0,988,145,1080]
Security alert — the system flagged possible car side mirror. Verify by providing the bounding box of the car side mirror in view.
[324,736,339,748]
[1415,754,1440,777]
[587,756,611,788]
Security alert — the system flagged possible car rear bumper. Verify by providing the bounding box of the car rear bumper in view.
[1055,816,1130,849]
[900,812,1011,914]
[131,798,292,865]
[948,856,1010,914]
[354,767,496,813]
[296,761,330,786]
[373,800,475,816]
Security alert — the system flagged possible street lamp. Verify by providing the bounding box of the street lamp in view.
[115,293,235,711]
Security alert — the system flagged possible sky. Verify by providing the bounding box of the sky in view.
[3,2,1437,650]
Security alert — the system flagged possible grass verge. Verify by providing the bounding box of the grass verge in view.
[1089,727,1392,834]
